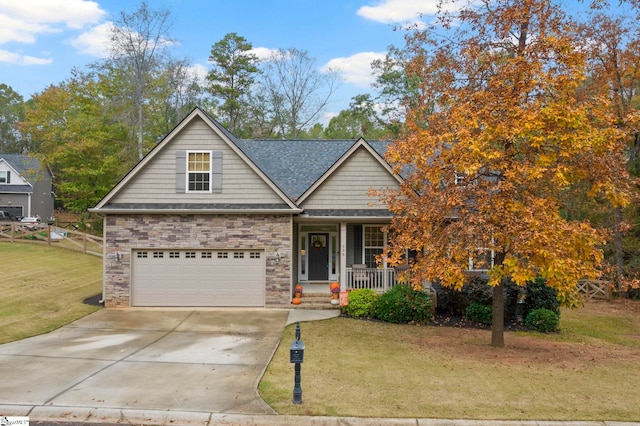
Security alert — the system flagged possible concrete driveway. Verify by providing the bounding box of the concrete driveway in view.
[0,308,314,423]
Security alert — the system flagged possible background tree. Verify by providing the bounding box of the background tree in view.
[581,9,640,290]
[21,70,128,213]
[107,1,174,160]
[207,32,260,135]
[325,94,387,139]
[378,0,632,347]
[0,84,25,153]
[260,48,339,138]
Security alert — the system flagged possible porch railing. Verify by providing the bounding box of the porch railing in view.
[346,267,399,293]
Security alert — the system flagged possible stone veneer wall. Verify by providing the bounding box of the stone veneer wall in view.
[103,213,292,308]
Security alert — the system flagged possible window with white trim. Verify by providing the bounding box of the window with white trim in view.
[187,151,211,192]
[363,225,385,268]
[0,171,9,184]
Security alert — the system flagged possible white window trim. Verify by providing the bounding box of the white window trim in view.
[363,224,387,268]
[186,150,212,193]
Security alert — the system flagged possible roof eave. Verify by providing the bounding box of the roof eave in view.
[89,207,303,215]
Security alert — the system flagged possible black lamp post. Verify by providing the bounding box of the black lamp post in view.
[289,322,304,404]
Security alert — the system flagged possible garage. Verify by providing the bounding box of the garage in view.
[131,249,265,307]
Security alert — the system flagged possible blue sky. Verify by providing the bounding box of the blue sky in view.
[0,0,440,121]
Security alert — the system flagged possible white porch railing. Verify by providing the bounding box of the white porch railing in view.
[346,267,398,293]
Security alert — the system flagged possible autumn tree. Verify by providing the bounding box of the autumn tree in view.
[21,71,128,213]
[207,32,260,135]
[580,7,640,289]
[379,0,632,347]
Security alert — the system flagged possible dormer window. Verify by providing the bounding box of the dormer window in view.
[187,151,211,192]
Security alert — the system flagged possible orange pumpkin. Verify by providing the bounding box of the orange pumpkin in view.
[292,297,301,305]
[330,282,340,292]
[294,284,304,295]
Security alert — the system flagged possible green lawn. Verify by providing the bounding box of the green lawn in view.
[260,300,640,421]
[0,242,103,344]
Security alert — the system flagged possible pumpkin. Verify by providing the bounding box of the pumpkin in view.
[294,284,304,295]
[292,297,301,305]
[330,282,340,292]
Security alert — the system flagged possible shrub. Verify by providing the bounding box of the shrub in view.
[343,288,378,318]
[465,302,492,325]
[525,277,560,316]
[525,308,559,332]
[372,284,433,324]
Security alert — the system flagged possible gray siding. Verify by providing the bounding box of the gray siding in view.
[300,147,399,210]
[111,117,284,205]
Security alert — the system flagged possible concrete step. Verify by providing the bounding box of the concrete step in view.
[291,292,340,310]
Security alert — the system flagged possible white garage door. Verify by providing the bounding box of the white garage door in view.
[131,249,265,307]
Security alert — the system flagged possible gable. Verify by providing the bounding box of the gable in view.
[105,116,291,208]
[299,145,400,211]
[91,108,300,213]
[0,155,42,186]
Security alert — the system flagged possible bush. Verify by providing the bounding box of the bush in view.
[525,308,559,332]
[525,277,560,316]
[465,302,492,325]
[372,284,433,324]
[343,288,378,318]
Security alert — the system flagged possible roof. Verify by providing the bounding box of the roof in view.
[234,139,391,200]
[0,154,44,182]
[92,107,400,213]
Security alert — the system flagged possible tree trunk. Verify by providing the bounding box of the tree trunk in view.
[491,282,505,348]
[614,206,624,291]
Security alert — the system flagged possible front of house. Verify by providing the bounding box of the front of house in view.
[91,107,403,308]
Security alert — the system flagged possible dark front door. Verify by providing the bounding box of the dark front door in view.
[308,233,329,280]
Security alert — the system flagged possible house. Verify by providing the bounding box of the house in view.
[90,107,404,308]
[0,154,54,221]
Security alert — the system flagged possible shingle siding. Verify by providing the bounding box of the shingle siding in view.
[111,117,284,205]
[301,147,399,210]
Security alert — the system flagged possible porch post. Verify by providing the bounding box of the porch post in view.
[340,222,347,291]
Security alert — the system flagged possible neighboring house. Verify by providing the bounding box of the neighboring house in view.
[90,107,405,308]
[0,154,54,221]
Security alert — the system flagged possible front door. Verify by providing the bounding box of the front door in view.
[308,233,329,280]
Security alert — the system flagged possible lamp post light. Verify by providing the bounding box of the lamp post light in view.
[289,322,304,404]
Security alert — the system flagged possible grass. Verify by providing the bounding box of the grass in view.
[0,241,103,344]
[260,300,640,421]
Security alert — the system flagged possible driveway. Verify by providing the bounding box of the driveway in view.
[0,308,303,422]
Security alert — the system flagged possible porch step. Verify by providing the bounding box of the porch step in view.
[291,292,340,310]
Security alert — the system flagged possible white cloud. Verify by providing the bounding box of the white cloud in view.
[322,51,385,88]
[357,0,438,25]
[188,63,209,86]
[0,0,105,30]
[70,21,112,57]
[250,46,279,61]
[0,0,106,63]
[0,48,52,65]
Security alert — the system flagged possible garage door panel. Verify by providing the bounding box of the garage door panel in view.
[132,249,265,307]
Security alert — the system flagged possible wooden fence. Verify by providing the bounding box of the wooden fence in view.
[0,223,103,257]
[577,279,612,300]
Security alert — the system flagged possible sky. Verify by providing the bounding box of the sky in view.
[0,0,443,122]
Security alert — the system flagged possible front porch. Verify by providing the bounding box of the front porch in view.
[296,266,401,294]
[294,221,405,293]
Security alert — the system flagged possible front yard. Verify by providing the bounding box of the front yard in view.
[2,241,639,421]
[0,242,102,344]
[260,299,640,421]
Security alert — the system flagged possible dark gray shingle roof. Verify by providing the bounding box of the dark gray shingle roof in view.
[0,154,43,182]
[234,139,391,200]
